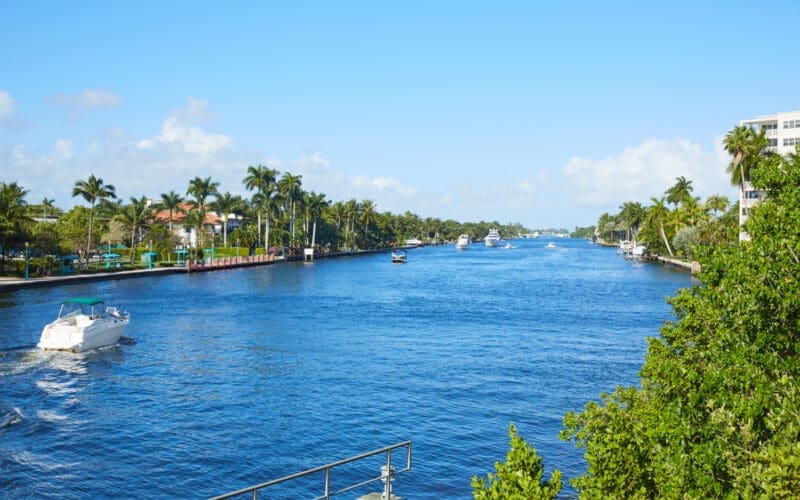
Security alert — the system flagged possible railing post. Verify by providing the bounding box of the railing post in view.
[324,467,330,499]
[381,450,394,500]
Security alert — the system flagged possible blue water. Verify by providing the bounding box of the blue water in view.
[0,239,693,498]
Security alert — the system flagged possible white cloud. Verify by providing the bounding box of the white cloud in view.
[172,96,217,125]
[0,90,16,121]
[137,98,232,157]
[0,91,738,230]
[281,152,421,212]
[137,117,232,156]
[560,137,733,208]
[51,89,122,108]
[0,90,27,130]
[49,88,122,121]
[54,139,73,159]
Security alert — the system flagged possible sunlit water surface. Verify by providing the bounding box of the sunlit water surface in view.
[0,239,693,498]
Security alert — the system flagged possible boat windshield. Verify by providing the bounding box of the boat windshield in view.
[58,299,104,319]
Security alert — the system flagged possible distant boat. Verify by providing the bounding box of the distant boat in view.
[546,242,556,249]
[405,238,423,247]
[504,242,512,249]
[38,298,130,352]
[455,234,471,250]
[391,250,407,263]
[484,229,502,247]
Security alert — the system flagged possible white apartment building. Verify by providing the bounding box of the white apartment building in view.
[737,110,800,240]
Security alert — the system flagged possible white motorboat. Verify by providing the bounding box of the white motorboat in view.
[484,229,502,247]
[455,234,471,250]
[391,250,407,263]
[404,238,423,247]
[546,242,556,248]
[38,298,130,352]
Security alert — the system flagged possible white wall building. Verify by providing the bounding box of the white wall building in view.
[737,110,800,240]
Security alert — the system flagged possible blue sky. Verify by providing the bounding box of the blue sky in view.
[2,1,799,229]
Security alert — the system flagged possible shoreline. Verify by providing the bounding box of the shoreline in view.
[596,239,700,274]
[0,246,402,292]
[657,255,701,274]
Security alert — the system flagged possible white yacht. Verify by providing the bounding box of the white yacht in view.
[484,229,501,247]
[404,238,423,247]
[38,298,130,352]
[455,234,471,250]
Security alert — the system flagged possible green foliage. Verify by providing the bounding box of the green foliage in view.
[55,207,91,257]
[562,149,800,497]
[570,226,596,239]
[471,424,562,499]
[30,222,60,256]
[671,225,698,257]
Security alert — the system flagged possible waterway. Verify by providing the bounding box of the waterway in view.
[0,238,693,498]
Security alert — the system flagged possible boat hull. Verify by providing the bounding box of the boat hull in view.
[38,317,129,352]
[485,238,500,247]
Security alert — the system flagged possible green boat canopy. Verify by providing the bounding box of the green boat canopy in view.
[62,298,104,306]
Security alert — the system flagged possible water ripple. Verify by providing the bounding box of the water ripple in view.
[0,239,691,497]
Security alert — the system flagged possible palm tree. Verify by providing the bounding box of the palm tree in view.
[72,174,117,264]
[704,194,729,218]
[186,176,219,248]
[159,190,184,231]
[0,182,31,262]
[303,192,329,247]
[343,199,358,249]
[243,164,279,250]
[723,125,769,188]
[41,197,55,219]
[359,199,377,246]
[680,196,708,227]
[264,194,283,252]
[618,201,645,241]
[278,172,302,246]
[115,196,151,265]
[326,201,346,250]
[666,176,694,208]
[647,196,673,257]
[211,191,240,247]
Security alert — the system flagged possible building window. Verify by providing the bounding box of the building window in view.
[785,138,790,146]
[770,138,777,146]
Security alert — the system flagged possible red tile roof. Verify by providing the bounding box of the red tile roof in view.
[152,202,224,225]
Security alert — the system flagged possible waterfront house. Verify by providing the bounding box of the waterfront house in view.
[738,110,800,240]
[152,202,229,248]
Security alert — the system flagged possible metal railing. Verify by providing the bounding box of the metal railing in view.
[210,441,412,500]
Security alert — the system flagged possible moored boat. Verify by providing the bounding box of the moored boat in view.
[37,298,130,353]
[484,229,501,247]
[404,238,423,247]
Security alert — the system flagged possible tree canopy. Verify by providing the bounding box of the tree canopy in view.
[561,145,800,497]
